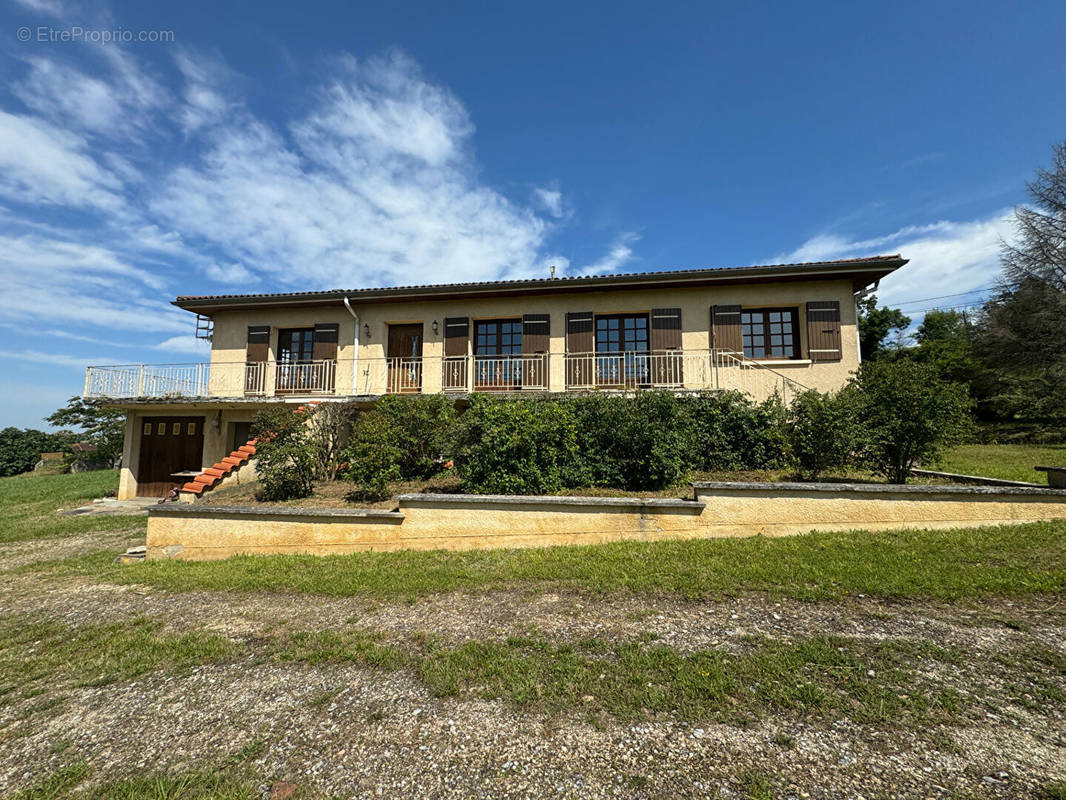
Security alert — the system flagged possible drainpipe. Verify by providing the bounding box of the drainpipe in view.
[343,296,359,394]
[853,279,880,364]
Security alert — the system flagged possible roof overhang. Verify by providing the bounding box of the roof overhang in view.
[173,255,907,315]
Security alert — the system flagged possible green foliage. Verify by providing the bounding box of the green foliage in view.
[568,391,691,490]
[341,395,456,499]
[45,397,125,467]
[856,294,911,361]
[454,394,582,494]
[851,360,973,483]
[0,427,77,477]
[787,389,862,479]
[251,408,316,501]
[682,391,792,471]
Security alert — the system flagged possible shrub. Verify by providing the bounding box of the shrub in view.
[570,391,691,490]
[683,392,791,471]
[308,401,357,481]
[341,395,456,500]
[850,359,973,483]
[453,395,582,494]
[787,389,862,479]
[251,407,317,501]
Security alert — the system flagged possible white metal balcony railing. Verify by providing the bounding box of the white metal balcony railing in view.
[83,351,808,402]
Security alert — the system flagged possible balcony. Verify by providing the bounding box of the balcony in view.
[84,350,807,403]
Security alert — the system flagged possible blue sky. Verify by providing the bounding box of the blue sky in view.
[1,0,1064,428]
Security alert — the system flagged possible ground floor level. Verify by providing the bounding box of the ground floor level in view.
[116,402,274,499]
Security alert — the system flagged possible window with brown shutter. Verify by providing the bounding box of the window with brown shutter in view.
[711,305,742,353]
[246,326,270,363]
[806,301,842,361]
[565,311,594,387]
[312,323,339,362]
[741,308,800,359]
[442,317,470,390]
[521,314,550,353]
[444,317,469,356]
[650,308,683,385]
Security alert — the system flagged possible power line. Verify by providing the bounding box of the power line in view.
[893,286,995,307]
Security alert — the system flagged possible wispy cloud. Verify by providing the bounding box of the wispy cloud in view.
[574,232,640,277]
[778,210,1016,311]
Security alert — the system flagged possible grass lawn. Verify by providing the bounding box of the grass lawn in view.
[0,470,145,544]
[934,443,1066,483]
[43,519,1066,602]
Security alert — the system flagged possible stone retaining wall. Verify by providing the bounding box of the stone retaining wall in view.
[146,482,1066,560]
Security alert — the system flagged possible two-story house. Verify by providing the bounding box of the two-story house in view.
[84,254,907,499]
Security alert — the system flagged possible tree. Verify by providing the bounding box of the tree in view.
[0,427,74,477]
[251,407,317,501]
[857,294,911,361]
[851,360,972,484]
[1002,141,1066,293]
[973,279,1066,420]
[45,398,125,467]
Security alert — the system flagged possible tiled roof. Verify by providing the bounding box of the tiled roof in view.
[174,254,906,310]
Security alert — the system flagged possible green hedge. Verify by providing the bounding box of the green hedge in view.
[452,391,792,494]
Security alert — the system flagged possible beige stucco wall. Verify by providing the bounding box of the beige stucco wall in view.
[206,278,861,397]
[145,485,1066,560]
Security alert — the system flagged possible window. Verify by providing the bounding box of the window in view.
[474,319,522,355]
[277,328,315,363]
[595,314,650,386]
[741,308,799,359]
[474,319,522,388]
[596,314,649,353]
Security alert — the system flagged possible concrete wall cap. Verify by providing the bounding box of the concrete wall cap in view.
[690,480,1066,497]
[396,493,705,510]
[149,504,405,520]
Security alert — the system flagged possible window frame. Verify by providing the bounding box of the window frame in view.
[277,327,315,364]
[594,312,650,354]
[474,318,523,356]
[740,307,801,360]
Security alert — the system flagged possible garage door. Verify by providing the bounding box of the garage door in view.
[136,416,205,497]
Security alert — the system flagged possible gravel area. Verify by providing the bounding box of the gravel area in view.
[1,531,1064,799]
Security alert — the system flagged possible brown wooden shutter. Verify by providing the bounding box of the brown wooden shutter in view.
[522,314,550,388]
[521,314,550,354]
[806,301,842,361]
[246,326,270,362]
[565,311,594,388]
[711,305,742,353]
[312,323,339,361]
[565,312,594,353]
[650,308,682,351]
[444,317,469,356]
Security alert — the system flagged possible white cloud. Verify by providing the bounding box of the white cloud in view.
[778,211,1015,311]
[155,335,212,355]
[11,0,70,15]
[0,111,124,210]
[533,186,565,218]
[151,53,553,288]
[13,51,168,139]
[574,232,640,277]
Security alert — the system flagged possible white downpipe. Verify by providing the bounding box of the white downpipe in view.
[343,296,359,394]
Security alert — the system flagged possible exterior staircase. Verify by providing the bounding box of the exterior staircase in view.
[180,438,258,498]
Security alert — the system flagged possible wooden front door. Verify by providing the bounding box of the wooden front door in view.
[136,416,205,497]
[387,324,423,393]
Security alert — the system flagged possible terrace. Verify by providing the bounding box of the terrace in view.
[83,349,807,402]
